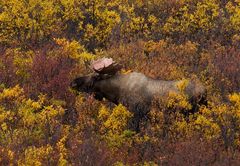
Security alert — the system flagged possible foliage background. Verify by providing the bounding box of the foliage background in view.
[0,0,240,165]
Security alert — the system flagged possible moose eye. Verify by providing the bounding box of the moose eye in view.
[70,82,77,88]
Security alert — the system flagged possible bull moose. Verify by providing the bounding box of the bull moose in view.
[70,58,207,131]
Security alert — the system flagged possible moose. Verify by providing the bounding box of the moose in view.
[70,58,207,131]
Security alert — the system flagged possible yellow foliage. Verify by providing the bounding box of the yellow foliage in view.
[163,0,221,33]
[194,113,220,139]
[0,0,60,44]
[121,69,132,74]
[0,85,24,100]
[55,38,94,60]
[103,104,132,132]
[226,1,240,31]
[167,92,192,110]
[176,79,189,92]
[18,145,53,166]
[0,86,65,158]
[98,104,134,148]
[229,93,240,107]
[12,49,33,80]
[98,104,111,121]
[195,93,240,147]
[165,111,193,140]
[57,134,70,166]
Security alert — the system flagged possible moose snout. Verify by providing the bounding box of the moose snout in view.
[70,81,77,89]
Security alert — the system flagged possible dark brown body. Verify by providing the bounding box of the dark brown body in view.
[71,72,207,131]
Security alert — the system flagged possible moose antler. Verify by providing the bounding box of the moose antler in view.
[90,57,122,75]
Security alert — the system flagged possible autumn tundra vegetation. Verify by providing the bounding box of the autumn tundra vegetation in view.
[0,0,239,165]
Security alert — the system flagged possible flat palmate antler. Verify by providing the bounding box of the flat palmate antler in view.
[91,57,122,75]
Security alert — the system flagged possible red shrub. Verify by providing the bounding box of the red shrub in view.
[25,49,76,105]
[0,51,18,87]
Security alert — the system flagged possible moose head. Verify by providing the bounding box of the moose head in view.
[70,57,123,103]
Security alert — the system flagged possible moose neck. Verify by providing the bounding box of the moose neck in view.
[93,75,121,104]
